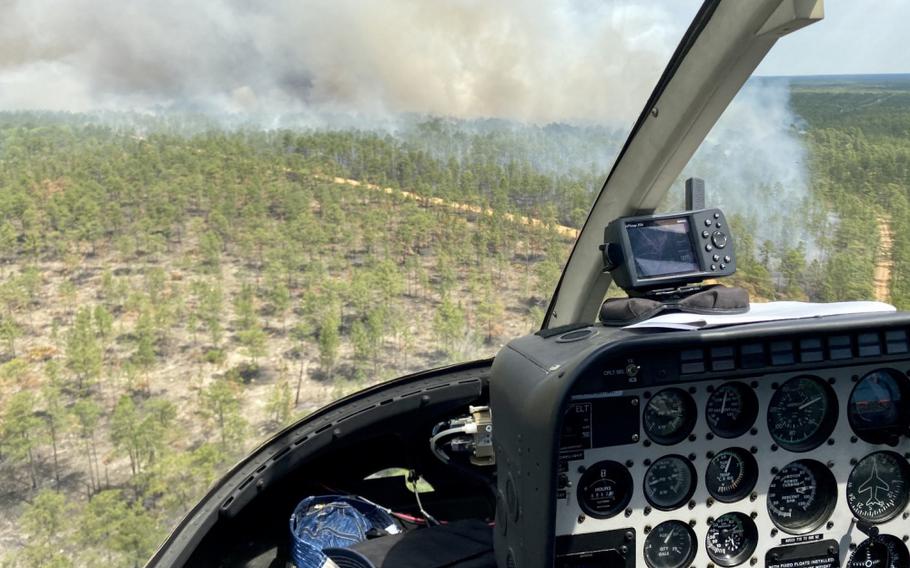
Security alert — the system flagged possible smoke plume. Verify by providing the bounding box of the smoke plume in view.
[0,0,692,122]
[682,79,820,256]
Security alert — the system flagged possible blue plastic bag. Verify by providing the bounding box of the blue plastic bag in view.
[290,495,399,568]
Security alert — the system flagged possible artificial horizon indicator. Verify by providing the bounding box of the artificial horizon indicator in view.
[848,369,910,445]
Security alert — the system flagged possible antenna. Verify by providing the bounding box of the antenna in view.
[685,177,705,211]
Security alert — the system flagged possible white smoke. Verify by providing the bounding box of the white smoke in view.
[680,79,821,256]
[0,0,694,123]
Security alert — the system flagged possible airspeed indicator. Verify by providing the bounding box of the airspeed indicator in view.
[767,375,838,452]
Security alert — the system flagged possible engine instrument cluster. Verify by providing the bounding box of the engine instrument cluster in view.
[554,365,910,568]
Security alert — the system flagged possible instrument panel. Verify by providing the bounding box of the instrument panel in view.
[555,364,910,568]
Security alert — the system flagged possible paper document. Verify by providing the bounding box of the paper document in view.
[624,301,896,331]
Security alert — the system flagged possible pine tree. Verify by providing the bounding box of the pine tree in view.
[201,379,247,450]
[41,379,68,487]
[18,489,74,567]
[145,443,221,518]
[266,379,293,427]
[196,280,224,347]
[0,220,16,273]
[77,489,161,566]
[94,304,114,355]
[433,297,466,357]
[199,230,223,271]
[72,398,103,494]
[318,307,340,375]
[133,307,157,386]
[264,267,292,331]
[66,307,102,391]
[110,396,145,477]
[0,315,21,358]
[3,391,43,488]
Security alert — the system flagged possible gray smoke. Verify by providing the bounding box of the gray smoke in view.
[681,79,822,257]
[0,0,691,123]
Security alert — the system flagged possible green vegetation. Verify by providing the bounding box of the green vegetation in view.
[789,76,910,306]
[0,112,571,565]
[0,76,908,565]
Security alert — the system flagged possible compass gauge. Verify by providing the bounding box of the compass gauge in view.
[848,535,910,568]
[846,451,910,523]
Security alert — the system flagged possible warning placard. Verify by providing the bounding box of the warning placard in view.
[766,540,839,568]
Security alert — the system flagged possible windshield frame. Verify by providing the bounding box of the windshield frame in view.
[542,0,823,329]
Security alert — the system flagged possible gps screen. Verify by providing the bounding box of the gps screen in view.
[625,218,699,279]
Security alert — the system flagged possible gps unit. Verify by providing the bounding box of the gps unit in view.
[601,208,735,293]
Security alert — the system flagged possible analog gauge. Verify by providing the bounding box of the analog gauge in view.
[644,455,697,511]
[706,382,758,438]
[576,460,633,519]
[767,375,838,452]
[767,459,837,534]
[848,535,910,568]
[705,382,758,438]
[644,388,697,445]
[848,369,910,445]
[705,512,758,567]
[846,451,910,523]
[705,447,758,503]
[644,520,698,568]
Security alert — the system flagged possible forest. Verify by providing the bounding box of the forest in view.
[0,75,908,566]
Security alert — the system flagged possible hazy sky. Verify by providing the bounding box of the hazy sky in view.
[757,0,910,76]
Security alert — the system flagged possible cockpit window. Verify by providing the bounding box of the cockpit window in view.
[5,0,908,563]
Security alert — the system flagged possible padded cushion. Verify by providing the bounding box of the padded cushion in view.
[600,285,749,326]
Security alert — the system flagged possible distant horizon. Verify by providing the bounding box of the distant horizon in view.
[756,72,910,79]
[0,73,906,133]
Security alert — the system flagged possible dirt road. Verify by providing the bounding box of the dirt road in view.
[316,174,581,239]
[874,215,894,302]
